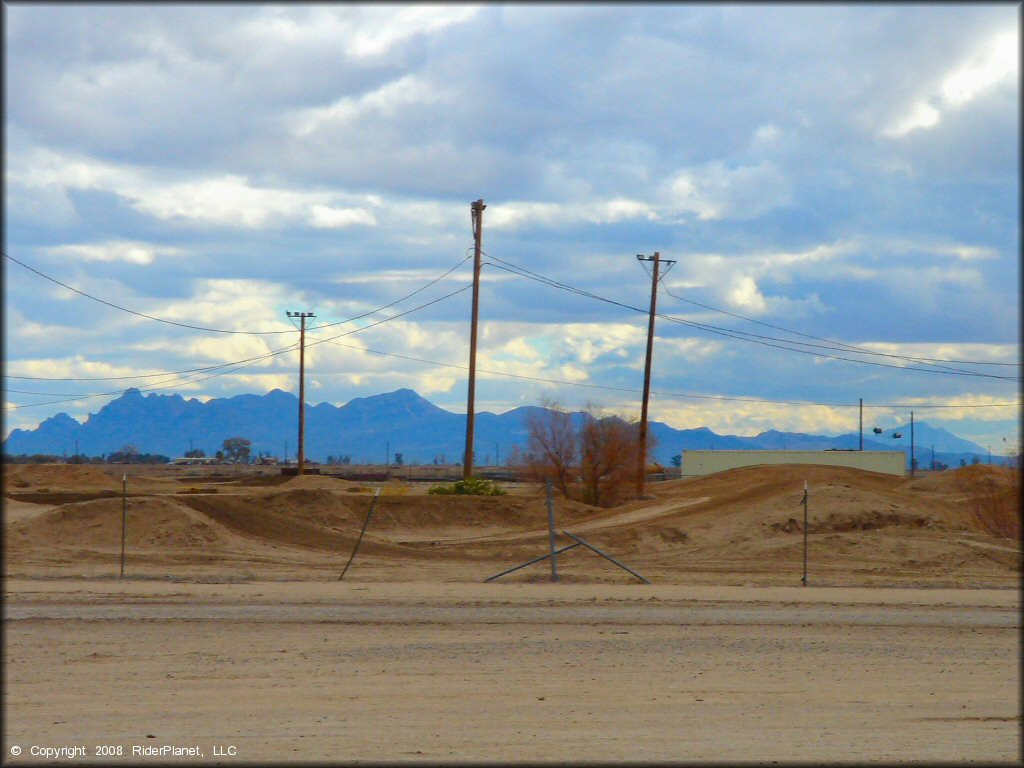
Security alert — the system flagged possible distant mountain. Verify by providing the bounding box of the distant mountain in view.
[2,387,995,467]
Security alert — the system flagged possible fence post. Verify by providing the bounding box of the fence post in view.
[546,480,558,582]
[119,474,127,579]
[801,480,808,587]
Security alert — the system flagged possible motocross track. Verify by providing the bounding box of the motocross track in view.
[3,461,1019,585]
[3,462,1020,763]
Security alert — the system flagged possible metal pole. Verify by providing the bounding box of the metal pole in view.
[910,410,915,477]
[339,488,381,581]
[561,531,651,584]
[484,542,582,582]
[801,480,808,586]
[546,480,559,582]
[859,398,863,451]
[637,252,661,499]
[119,474,127,579]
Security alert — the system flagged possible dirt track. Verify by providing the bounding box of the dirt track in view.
[3,462,1021,762]
[4,462,1021,587]
[3,581,1019,763]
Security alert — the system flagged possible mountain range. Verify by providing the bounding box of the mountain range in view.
[3,387,1000,469]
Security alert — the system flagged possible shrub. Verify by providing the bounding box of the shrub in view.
[429,476,506,496]
[967,466,1020,540]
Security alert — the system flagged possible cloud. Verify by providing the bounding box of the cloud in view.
[487,198,657,230]
[8,146,382,230]
[882,29,1018,138]
[727,276,768,313]
[664,161,793,221]
[44,240,182,265]
[309,205,378,229]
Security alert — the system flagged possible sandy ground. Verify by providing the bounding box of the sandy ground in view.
[3,581,1020,763]
[3,462,1021,763]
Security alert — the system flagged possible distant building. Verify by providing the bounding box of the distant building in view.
[170,456,218,466]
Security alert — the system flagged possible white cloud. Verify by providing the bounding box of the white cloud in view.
[727,276,768,313]
[149,279,300,336]
[664,161,792,221]
[9,147,382,230]
[290,75,450,137]
[670,241,853,315]
[883,28,1018,138]
[44,240,182,265]
[487,198,657,230]
[309,205,377,229]
[652,399,859,438]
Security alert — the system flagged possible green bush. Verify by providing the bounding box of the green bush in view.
[428,476,506,496]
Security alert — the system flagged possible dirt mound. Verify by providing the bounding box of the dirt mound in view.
[770,510,932,534]
[3,463,122,493]
[280,474,357,490]
[904,464,1019,496]
[5,460,1020,584]
[175,491,424,557]
[6,496,231,550]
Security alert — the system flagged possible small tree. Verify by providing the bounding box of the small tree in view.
[523,400,649,508]
[220,438,249,462]
[578,405,645,508]
[525,399,577,497]
[108,445,141,463]
[222,437,252,464]
[184,448,206,459]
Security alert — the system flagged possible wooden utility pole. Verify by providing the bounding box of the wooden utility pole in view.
[910,410,915,477]
[636,251,675,499]
[463,199,486,480]
[287,311,315,474]
[859,398,863,451]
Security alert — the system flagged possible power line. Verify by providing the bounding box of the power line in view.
[482,254,1020,382]
[9,324,1018,412]
[659,282,1019,370]
[3,250,472,336]
[310,337,1020,410]
[5,284,472,409]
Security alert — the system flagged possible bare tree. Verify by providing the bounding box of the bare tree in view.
[523,400,652,508]
[579,405,647,507]
[525,399,577,497]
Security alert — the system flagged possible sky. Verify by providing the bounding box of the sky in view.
[3,3,1021,454]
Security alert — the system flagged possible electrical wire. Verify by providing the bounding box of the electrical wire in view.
[3,249,472,336]
[659,282,1020,368]
[6,249,1018,412]
[4,283,472,409]
[482,254,1020,382]
[311,337,1021,410]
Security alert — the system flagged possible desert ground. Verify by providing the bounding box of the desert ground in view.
[3,461,1020,763]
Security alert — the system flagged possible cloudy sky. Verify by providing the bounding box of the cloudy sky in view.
[3,3,1020,452]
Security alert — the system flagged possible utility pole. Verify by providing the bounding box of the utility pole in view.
[859,398,863,451]
[636,252,675,499]
[287,311,315,475]
[463,199,486,481]
[910,410,915,477]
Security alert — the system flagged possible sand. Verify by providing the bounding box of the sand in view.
[3,462,1020,763]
